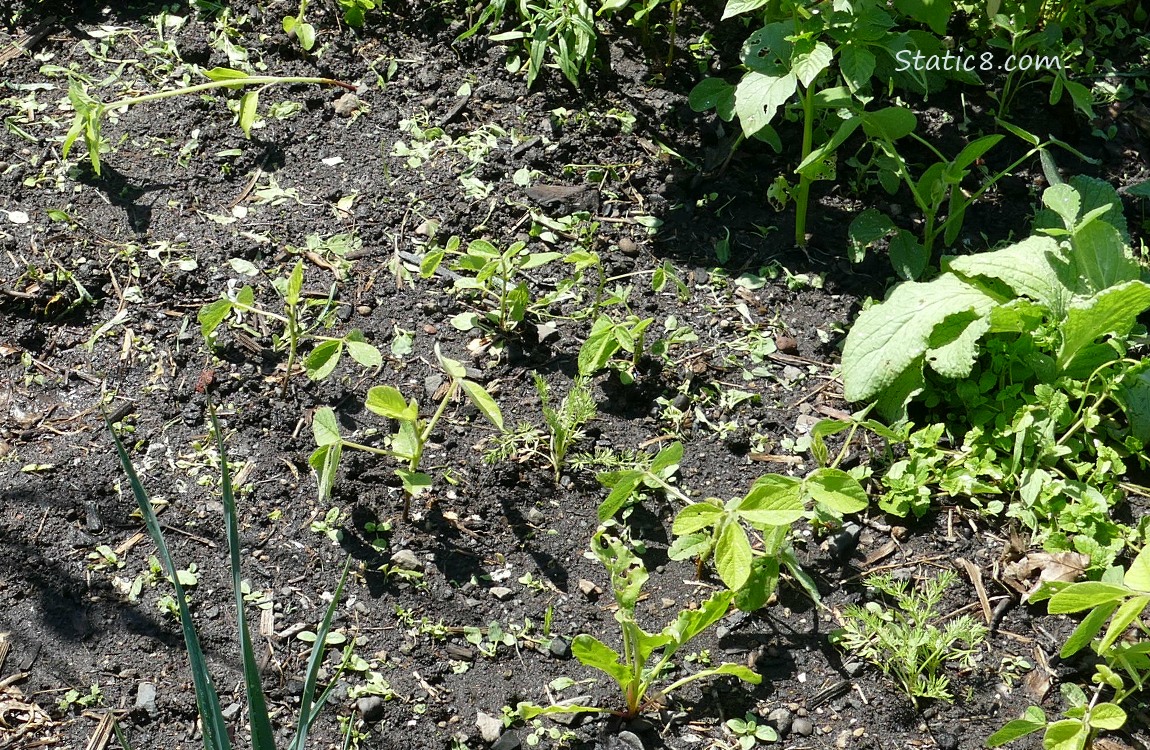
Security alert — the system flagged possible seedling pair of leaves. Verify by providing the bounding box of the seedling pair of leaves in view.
[518,531,760,721]
[198,260,382,393]
[989,544,1150,749]
[578,314,655,383]
[311,345,504,518]
[669,466,868,610]
[63,67,354,176]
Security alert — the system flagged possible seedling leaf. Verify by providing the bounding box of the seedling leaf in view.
[805,468,868,515]
[460,379,505,431]
[305,340,343,380]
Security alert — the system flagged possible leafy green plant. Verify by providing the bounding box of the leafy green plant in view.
[107,406,352,750]
[988,543,1150,749]
[282,0,316,51]
[578,314,655,383]
[484,374,596,482]
[833,570,988,706]
[63,67,354,175]
[518,530,760,720]
[198,259,382,395]
[725,712,778,749]
[595,440,688,519]
[458,0,598,87]
[338,0,377,27]
[310,345,504,518]
[423,237,562,338]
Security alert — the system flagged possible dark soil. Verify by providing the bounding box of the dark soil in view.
[1,3,1149,750]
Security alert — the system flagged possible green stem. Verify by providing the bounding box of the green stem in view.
[282,305,299,397]
[340,440,397,458]
[794,85,815,247]
[103,75,355,111]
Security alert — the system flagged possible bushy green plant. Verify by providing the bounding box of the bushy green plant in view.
[833,570,988,706]
[484,373,596,481]
[107,407,351,750]
[517,530,760,720]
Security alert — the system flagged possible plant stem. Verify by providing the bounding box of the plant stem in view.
[794,85,815,247]
[104,75,355,111]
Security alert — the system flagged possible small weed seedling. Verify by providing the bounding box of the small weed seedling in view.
[485,373,596,482]
[282,0,316,50]
[725,712,777,749]
[64,66,354,175]
[833,570,987,706]
[310,345,503,518]
[517,530,759,721]
[199,259,382,395]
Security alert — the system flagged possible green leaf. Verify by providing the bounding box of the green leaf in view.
[804,468,868,515]
[841,273,999,403]
[862,107,917,141]
[948,235,1069,316]
[715,523,753,590]
[672,503,724,535]
[848,208,895,260]
[297,22,316,51]
[734,555,779,612]
[579,319,621,376]
[311,407,342,446]
[198,299,233,341]
[460,380,504,431]
[1124,545,1150,591]
[1059,601,1117,657]
[689,78,736,118]
[396,470,432,496]
[286,260,304,307]
[366,385,415,420]
[734,70,796,138]
[839,44,875,93]
[1068,220,1138,293]
[1099,596,1149,651]
[203,66,249,81]
[738,475,804,526]
[571,635,630,688]
[1044,183,1081,230]
[894,0,950,34]
[888,229,928,281]
[597,471,643,521]
[664,589,735,649]
[651,442,684,474]
[1088,702,1126,731]
[986,719,1046,747]
[238,91,258,138]
[790,40,832,88]
[435,344,467,379]
[344,338,383,368]
[722,0,770,19]
[305,340,343,381]
[1048,582,1130,614]
[1042,719,1088,750]
[1057,281,1150,370]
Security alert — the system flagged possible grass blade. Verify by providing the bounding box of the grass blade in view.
[105,413,232,750]
[290,556,353,750]
[209,407,276,750]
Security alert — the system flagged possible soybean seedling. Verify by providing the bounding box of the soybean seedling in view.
[63,66,355,175]
[310,345,503,519]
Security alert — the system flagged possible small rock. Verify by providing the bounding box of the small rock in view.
[527,507,547,525]
[598,730,644,750]
[490,586,514,601]
[843,660,865,677]
[492,731,521,750]
[476,711,503,743]
[835,729,852,749]
[334,93,360,117]
[578,579,602,599]
[424,374,445,399]
[134,682,158,717]
[221,702,241,720]
[423,323,438,335]
[775,334,799,354]
[357,695,386,722]
[792,717,814,737]
[390,549,423,571]
[535,322,558,344]
[768,708,793,736]
[935,731,958,750]
[356,305,372,316]
[828,521,862,562]
[549,636,572,659]
[618,237,639,256]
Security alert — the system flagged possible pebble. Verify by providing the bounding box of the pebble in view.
[389,549,423,571]
[356,305,372,315]
[548,636,572,659]
[476,711,503,742]
[492,732,521,750]
[835,729,852,748]
[578,579,602,599]
[792,717,814,737]
[768,707,793,735]
[490,586,514,601]
[357,695,386,722]
[775,334,799,353]
[828,521,862,562]
[618,237,639,256]
[935,731,958,750]
[221,703,241,720]
[134,682,158,717]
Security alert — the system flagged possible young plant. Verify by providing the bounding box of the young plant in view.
[63,67,354,175]
[833,570,988,706]
[519,530,760,720]
[282,0,317,51]
[198,259,382,395]
[726,712,778,749]
[106,406,352,750]
[484,374,596,482]
[423,238,562,338]
[578,314,655,383]
[310,345,504,518]
[988,543,1150,749]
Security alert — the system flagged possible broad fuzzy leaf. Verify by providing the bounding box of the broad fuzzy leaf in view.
[841,273,998,403]
[948,235,1067,314]
[734,71,796,137]
[1057,281,1150,370]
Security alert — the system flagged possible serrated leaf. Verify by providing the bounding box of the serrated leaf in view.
[305,340,343,380]
[841,273,998,403]
[1057,281,1150,370]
